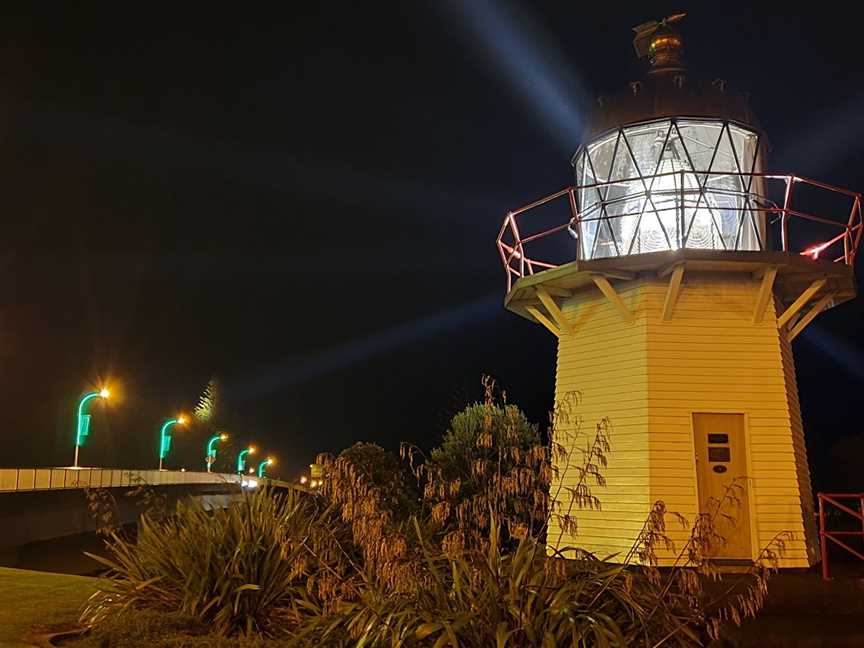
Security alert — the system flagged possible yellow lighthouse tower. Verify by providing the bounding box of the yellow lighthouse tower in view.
[497,16,862,567]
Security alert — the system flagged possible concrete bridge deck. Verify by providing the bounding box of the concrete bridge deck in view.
[0,467,293,563]
[0,467,253,492]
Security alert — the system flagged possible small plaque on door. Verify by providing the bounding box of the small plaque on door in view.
[708,447,731,462]
[713,465,728,473]
[708,433,729,444]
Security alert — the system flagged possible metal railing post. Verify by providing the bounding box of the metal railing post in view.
[844,228,851,266]
[861,496,864,541]
[819,494,829,580]
[780,177,793,252]
[679,169,685,249]
[568,189,580,262]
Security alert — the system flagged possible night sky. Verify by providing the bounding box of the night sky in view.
[2,3,863,487]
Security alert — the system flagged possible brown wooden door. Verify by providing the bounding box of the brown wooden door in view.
[693,413,752,560]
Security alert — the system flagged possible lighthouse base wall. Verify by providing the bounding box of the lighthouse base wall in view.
[548,274,818,568]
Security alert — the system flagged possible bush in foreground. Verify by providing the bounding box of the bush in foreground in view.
[81,487,326,638]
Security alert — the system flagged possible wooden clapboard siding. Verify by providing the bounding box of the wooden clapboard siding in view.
[546,273,816,568]
[642,275,814,567]
[548,281,651,560]
[779,322,819,564]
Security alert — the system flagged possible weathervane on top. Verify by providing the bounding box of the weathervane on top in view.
[632,12,687,74]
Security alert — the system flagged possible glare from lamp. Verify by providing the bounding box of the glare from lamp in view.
[802,242,830,260]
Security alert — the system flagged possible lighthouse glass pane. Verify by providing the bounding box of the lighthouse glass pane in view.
[575,119,764,260]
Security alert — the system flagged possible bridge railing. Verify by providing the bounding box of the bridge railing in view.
[0,467,243,492]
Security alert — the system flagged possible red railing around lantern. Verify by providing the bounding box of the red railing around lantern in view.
[496,173,863,294]
[817,492,864,580]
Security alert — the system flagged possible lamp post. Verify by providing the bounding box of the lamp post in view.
[257,457,274,478]
[236,446,256,474]
[205,433,229,472]
[73,388,110,468]
[158,416,187,471]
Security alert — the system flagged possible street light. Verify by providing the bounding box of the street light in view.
[73,388,110,468]
[236,446,256,474]
[257,457,274,478]
[205,433,229,472]
[158,415,187,471]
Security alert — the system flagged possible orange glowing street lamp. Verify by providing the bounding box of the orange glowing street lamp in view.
[257,457,275,478]
[205,433,229,472]
[237,446,256,474]
[158,415,187,471]
[73,387,111,468]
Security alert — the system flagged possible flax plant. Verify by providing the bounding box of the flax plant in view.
[81,487,332,637]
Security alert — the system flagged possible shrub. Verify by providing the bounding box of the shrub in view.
[416,377,550,553]
[295,519,701,648]
[81,487,319,638]
[336,442,421,521]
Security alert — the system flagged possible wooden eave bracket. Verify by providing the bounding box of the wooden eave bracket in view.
[526,306,561,337]
[536,286,573,335]
[657,260,684,279]
[752,266,778,324]
[592,275,634,324]
[661,263,685,321]
[788,291,836,341]
[777,278,827,329]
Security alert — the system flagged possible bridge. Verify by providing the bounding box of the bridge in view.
[0,466,259,492]
[0,467,293,570]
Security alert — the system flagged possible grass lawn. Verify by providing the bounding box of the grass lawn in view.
[0,567,100,648]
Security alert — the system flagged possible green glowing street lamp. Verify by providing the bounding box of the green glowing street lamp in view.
[257,457,275,478]
[236,446,256,474]
[158,415,187,471]
[206,433,229,473]
[73,388,110,468]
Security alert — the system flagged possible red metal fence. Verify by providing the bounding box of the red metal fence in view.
[497,174,863,293]
[817,492,864,580]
